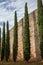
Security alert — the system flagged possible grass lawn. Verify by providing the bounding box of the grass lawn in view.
[0,61,43,65]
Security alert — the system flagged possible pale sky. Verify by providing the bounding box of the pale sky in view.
[0,0,37,28]
[0,0,43,35]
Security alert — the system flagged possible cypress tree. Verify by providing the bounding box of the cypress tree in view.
[23,3,30,61]
[0,28,1,59]
[13,11,18,61]
[37,0,43,59]
[0,28,1,45]
[1,22,5,61]
[5,21,10,61]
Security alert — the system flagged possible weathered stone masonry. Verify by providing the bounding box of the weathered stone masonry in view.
[10,10,41,61]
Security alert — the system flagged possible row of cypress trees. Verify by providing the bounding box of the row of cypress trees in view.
[1,0,43,62]
[1,21,10,61]
[1,3,30,62]
[13,3,30,62]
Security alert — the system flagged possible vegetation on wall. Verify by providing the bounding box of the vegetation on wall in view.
[13,11,18,61]
[1,22,5,61]
[37,0,43,59]
[23,3,30,61]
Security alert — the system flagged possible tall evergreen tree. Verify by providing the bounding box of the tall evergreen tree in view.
[23,3,30,61]
[13,11,18,61]
[5,21,10,61]
[1,22,5,61]
[0,28,1,45]
[0,28,1,58]
[37,0,43,59]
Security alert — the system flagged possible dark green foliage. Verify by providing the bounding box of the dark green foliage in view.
[37,0,43,59]
[0,28,1,44]
[23,3,30,61]
[1,22,5,61]
[0,28,1,58]
[5,21,10,61]
[13,11,18,61]
[0,28,1,46]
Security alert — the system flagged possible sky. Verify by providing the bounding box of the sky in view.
[0,0,43,35]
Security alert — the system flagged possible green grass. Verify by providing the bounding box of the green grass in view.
[0,61,43,65]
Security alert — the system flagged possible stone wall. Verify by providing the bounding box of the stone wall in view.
[10,9,41,61]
